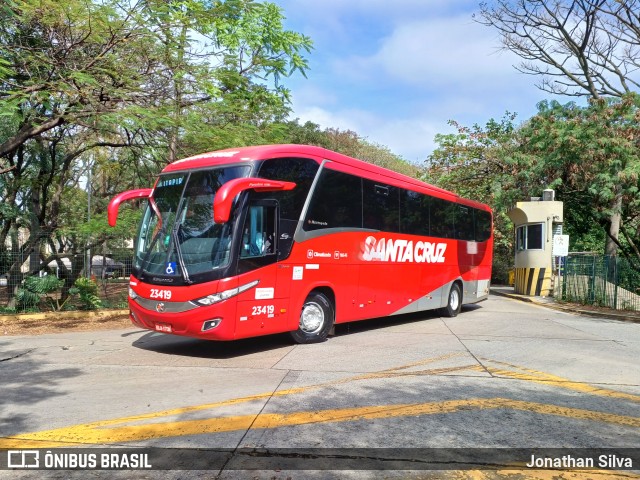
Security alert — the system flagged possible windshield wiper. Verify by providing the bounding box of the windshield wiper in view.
[160,194,193,285]
[169,219,192,285]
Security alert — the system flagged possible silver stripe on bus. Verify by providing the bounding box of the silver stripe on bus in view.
[133,296,199,313]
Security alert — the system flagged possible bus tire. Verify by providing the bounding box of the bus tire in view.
[442,283,462,318]
[290,292,334,344]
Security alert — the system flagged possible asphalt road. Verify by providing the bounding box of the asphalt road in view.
[1,294,639,479]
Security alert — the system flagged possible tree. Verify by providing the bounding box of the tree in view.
[280,120,419,177]
[0,0,161,161]
[140,0,312,162]
[424,97,640,269]
[424,114,519,204]
[0,0,312,162]
[476,0,640,98]
[517,95,640,265]
[476,0,640,255]
[0,0,312,308]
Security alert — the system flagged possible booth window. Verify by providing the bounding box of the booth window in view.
[516,223,544,250]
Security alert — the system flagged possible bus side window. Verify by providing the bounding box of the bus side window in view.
[455,205,475,241]
[304,168,362,230]
[475,209,492,242]
[241,204,277,258]
[430,197,456,239]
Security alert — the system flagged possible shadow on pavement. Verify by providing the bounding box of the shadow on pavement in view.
[131,303,485,359]
[132,331,294,359]
[0,340,83,437]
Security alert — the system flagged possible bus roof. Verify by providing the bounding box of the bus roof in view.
[162,144,490,211]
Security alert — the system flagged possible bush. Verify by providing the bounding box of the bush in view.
[15,275,64,312]
[69,277,103,310]
[492,251,512,285]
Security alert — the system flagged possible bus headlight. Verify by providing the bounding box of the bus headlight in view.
[129,287,138,300]
[193,280,259,306]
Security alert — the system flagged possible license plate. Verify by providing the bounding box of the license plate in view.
[155,322,172,333]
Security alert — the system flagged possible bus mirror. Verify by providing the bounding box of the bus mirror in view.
[108,189,152,227]
[213,177,295,223]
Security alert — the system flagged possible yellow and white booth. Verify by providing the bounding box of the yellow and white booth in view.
[507,190,564,297]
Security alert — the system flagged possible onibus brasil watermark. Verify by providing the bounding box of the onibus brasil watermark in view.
[6,450,151,470]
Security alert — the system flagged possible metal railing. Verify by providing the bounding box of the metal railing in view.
[557,254,640,312]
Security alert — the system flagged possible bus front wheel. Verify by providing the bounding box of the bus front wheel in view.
[290,292,334,344]
[442,283,462,317]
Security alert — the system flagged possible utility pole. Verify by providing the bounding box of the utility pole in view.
[86,156,92,278]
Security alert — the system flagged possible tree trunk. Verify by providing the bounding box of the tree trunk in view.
[605,193,622,257]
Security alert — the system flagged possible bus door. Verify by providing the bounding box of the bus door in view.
[236,200,291,337]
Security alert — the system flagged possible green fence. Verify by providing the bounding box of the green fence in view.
[559,254,640,311]
[1,251,131,313]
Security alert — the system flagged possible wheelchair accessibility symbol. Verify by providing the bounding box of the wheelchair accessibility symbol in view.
[165,262,177,275]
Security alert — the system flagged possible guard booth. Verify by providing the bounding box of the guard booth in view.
[507,190,564,296]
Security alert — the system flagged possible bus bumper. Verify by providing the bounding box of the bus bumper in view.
[128,298,237,340]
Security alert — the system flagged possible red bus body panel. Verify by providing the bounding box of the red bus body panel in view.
[120,145,493,341]
[128,232,492,340]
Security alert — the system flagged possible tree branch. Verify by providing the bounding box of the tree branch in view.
[0,116,65,158]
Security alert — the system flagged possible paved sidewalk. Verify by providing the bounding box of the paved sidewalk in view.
[490,285,640,323]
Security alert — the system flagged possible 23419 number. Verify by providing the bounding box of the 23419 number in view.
[252,305,274,316]
[150,289,172,300]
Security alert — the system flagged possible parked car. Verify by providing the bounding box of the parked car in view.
[91,256,125,279]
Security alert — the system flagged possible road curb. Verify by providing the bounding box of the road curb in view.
[0,309,129,324]
[490,288,640,323]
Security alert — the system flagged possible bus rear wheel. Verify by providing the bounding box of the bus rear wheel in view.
[290,292,334,344]
[442,283,462,317]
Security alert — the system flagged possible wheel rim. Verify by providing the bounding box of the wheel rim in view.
[300,301,324,334]
[449,288,460,311]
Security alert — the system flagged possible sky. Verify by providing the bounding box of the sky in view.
[274,0,560,164]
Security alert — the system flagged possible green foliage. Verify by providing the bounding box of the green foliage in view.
[425,113,520,206]
[69,277,103,311]
[131,0,313,162]
[518,95,640,262]
[0,0,314,308]
[279,120,419,177]
[14,289,41,312]
[424,96,640,272]
[15,275,64,312]
[6,273,107,312]
[22,275,63,294]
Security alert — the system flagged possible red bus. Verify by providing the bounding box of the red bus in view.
[108,145,493,343]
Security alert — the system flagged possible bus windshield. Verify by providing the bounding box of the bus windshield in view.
[135,166,250,280]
